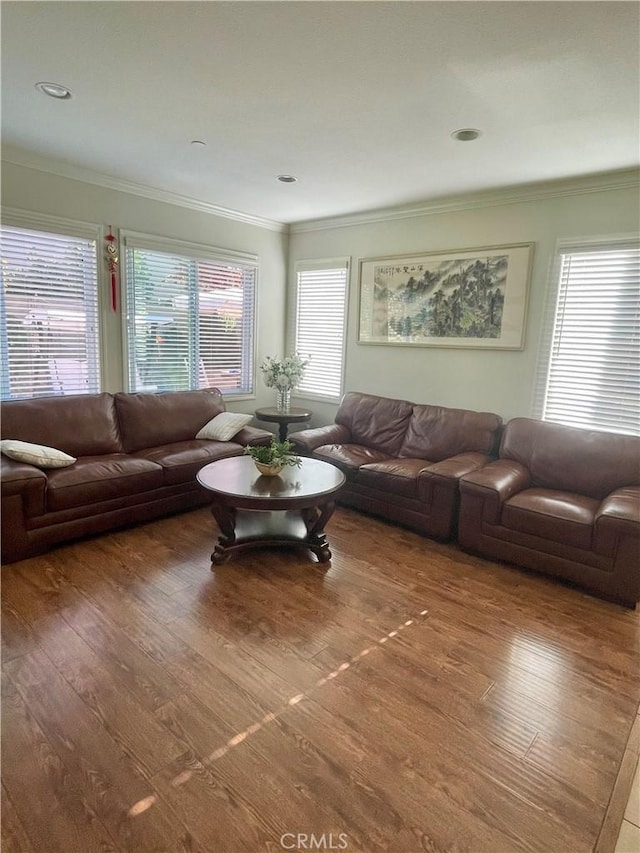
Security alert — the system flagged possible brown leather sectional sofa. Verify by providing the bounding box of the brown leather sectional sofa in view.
[3,385,638,607]
[291,392,640,606]
[290,391,502,541]
[1,388,271,563]
[458,417,640,607]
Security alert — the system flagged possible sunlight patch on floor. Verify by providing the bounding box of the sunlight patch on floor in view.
[125,606,431,817]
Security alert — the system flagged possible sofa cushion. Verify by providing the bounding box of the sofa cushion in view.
[356,458,431,498]
[314,443,392,472]
[335,392,413,456]
[500,418,640,500]
[401,405,501,461]
[134,440,242,485]
[501,488,598,551]
[1,393,122,456]
[115,389,226,453]
[46,455,164,511]
[0,439,76,469]
[196,412,253,441]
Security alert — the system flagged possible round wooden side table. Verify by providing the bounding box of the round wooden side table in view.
[255,406,312,442]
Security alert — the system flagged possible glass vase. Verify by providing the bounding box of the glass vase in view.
[276,387,292,414]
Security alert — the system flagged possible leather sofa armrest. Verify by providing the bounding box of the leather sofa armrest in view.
[421,452,492,482]
[289,424,351,455]
[1,456,47,517]
[595,486,640,556]
[460,459,531,501]
[596,486,640,527]
[459,459,531,527]
[233,426,273,447]
[416,453,492,540]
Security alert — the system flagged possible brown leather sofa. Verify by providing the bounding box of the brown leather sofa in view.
[290,391,502,540]
[458,418,640,606]
[1,388,271,563]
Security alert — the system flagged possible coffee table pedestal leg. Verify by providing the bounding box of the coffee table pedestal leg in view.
[301,500,336,564]
[210,503,237,564]
[208,501,337,566]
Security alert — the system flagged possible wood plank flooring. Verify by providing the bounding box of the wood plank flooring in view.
[2,506,639,853]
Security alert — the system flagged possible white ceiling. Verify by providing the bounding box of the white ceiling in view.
[2,1,639,226]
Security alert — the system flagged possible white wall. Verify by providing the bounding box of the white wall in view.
[288,180,640,425]
[1,161,288,416]
[4,162,638,428]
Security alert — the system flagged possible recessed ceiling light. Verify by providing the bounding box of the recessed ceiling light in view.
[451,128,481,142]
[276,175,298,183]
[190,140,207,147]
[35,81,72,100]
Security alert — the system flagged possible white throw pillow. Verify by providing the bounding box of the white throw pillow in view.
[0,439,76,468]
[196,412,253,442]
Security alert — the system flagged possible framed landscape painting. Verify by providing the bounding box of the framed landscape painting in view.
[358,243,533,349]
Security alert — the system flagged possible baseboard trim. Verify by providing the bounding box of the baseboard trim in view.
[595,713,640,853]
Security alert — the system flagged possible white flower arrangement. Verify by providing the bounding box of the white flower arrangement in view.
[260,353,309,390]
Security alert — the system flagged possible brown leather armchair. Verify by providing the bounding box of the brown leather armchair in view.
[458,418,640,606]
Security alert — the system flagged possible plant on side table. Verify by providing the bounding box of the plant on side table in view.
[244,438,302,476]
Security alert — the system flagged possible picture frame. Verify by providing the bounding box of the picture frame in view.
[358,242,533,349]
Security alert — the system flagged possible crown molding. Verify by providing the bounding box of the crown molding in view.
[3,146,637,237]
[1,146,287,234]
[289,169,640,234]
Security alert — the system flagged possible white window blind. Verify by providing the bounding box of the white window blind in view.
[539,241,640,436]
[295,260,349,400]
[0,224,100,401]
[123,235,256,396]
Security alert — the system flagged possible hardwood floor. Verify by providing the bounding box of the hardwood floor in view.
[2,506,639,853]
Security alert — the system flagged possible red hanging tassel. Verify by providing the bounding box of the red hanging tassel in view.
[105,226,119,312]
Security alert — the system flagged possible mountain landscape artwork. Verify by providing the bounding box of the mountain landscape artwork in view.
[358,244,532,350]
[372,255,507,341]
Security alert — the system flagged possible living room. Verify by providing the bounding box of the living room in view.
[1,2,639,852]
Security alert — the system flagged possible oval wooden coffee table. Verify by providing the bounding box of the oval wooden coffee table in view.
[197,456,346,565]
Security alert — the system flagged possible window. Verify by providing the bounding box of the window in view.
[294,259,349,400]
[536,238,640,436]
[0,219,101,401]
[123,232,257,397]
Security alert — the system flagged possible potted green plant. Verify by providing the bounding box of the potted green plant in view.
[244,438,302,476]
